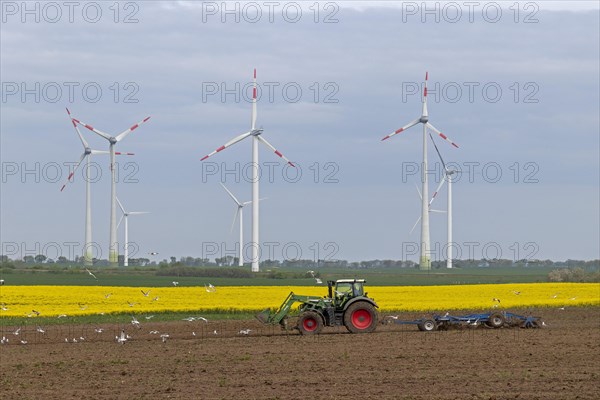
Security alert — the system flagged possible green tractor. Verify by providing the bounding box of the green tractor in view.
[256,279,379,335]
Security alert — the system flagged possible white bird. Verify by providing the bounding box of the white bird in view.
[57,314,67,318]
[205,283,216,293]
[152,296,159,302]
[131,316,141,328]
[78,304,88,311]
[127,301,137,307]
[104,293,112,299]
[149,330,159,335]
[192,332,196,336]
[213,330,218,335]
[492,298,501,303]
[239,329,252,335]
[569,297,577,301]
[71,338,78,343]
[20,340,28,345]
[542,321,548,327]
[172,281,179,286]
[141,289,151,297]
[1,303,8,311]
[65,338,69,343]
[149,252,159,255]
[388,315,400,320]
[94,328,104,333]
[13,327,21,335]
[160,333,170,343]
[513,291,521,295]
[197,317,208,323]
[36,326,45,334]
[558,307,565,310]
[145,315,155,320]
[116,330,127,344]
[315,278,322,284]
[85,268,97,280]
[551,293,560,299]
[469,319,479,326]
[0,279,4,285]
[307,270,315,277]
[0,336,7,344]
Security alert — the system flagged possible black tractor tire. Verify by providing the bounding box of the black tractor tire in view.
[344,302,378,334]
[297,311,323,335]
[417,319,437,332]
[485,312,505,329]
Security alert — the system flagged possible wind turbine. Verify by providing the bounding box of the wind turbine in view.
[201,69,295,272]
[381,72,459,270]
[428,133,458,269]
[60,108,110,266]
[220,183,252,267]
[70,112,151,267]
[116,197,149,267]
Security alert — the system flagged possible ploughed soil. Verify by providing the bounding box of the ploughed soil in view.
[1,307,598,399]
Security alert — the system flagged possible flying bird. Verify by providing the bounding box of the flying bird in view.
[78,304,88,311]
[315,278,323,284]
[127,301,137,307]
[116,330,127,344]
[104,293,112,299]
[160,333,170,343]
[1,303,8,311]
[149,330,159,335]
[145,315,155,320]
[152,296,159,302]
[57,314,67,318]
[94,328,104,333]
[512,291,521,295]
[149,252,159,255]
[492,298,501,303]
[205,283,216,293]
[131,316,141,328]
[85,268,97,280]
[141,289,151,297]
[32,309,41,316]
[20,340,28,345]
[36,326,45,334]
[172,281,179,286]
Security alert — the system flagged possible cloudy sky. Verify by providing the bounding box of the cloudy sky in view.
[1,1,599,264]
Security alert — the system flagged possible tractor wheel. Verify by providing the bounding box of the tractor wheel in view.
[344,302,378,333]
[417,319,437,332]
[485,313,505,329]
[297,312,323,335]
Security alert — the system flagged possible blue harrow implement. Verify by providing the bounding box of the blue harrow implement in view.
[383,311,543,331]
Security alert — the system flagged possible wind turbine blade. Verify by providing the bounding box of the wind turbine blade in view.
[66,108,89,148]
[422,71,429,117]
[115,116,151,142]
[129,211,149,215]
[430,209,446,213]
[220,183,242,206]
[251,68,257,129]
[90,150,110,155]
[381,118,421,141]
[200,131,252,161]
[256,135,295,167]
[230,207,240,234]
[71,117,112,141]
[59,153,87,191]
[429,177,447,207]
[426,123,459,148]
[116,197,126,214]
[117,215,124,229]
[410,216,421,235]
[428,131,447,171]
[115,151,135,156]
[414,183,422,200]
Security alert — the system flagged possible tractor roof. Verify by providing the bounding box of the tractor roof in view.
[336,279,366,283]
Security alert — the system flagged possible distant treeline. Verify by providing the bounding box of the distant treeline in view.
[1,254,599,271]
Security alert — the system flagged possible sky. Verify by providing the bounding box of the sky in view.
[1,1,599,264]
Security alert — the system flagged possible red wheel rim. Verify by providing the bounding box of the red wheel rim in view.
[351,309,372,329]
[303,317,318,332]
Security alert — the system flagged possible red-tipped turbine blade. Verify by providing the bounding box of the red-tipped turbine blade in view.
[256,135,295,167]
[381,118,420,141]
[59,153,86,191]
[426,123,459,148]
[200,131,253,161]
[115,116,151,142]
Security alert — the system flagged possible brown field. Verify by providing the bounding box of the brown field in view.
[1,307,599,399]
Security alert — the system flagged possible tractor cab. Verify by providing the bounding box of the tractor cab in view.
[328,279,366,307]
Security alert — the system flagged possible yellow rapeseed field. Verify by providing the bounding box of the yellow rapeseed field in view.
[0,283,598,317]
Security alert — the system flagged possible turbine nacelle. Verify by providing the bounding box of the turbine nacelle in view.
[419,115,429,124]
[251,128,264,136]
